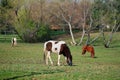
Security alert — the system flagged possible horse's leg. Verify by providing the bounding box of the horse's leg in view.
[46,51,50,65]
[66,57,69,65]
[91,51,95,58]
[11,39,14,47]
[14,42,17,46]
[57,55,61,66]
[12,43,14,47]
[92,51,95,58]
[64,57,67,65]
[48,52,53,65]
[90,52,92,58]
[65,57,67,61]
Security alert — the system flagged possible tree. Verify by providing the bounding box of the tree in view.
[0,0,14,34]
[13,0,51,42]
[48,0,84,45]
[103,0,120,48]
[77,0,92,45]
[90,0,120,48]
[59,1,77,45]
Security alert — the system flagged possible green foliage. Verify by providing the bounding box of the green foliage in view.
[0,0,14,33]
[14,6,51,43]
[1,0,11,8]
[92,0,120,28]
[36,23,51,42]
[92,0,107,26]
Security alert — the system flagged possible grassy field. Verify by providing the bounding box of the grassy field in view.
[0,32,120,80]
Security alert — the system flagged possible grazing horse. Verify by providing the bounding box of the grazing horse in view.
[82,45,95,58]
[44,40,72,66]
[11,37,17,47]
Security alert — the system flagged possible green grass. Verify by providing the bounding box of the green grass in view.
[0,32,120,80]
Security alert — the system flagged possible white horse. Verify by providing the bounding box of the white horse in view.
[11,37,17,47]
[44,40,72,66]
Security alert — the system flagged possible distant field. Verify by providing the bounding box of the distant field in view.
[0,34,21,43]
[0,32,120,80]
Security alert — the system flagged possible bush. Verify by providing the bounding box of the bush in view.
[36,23,51,42]
[15,22,51,43]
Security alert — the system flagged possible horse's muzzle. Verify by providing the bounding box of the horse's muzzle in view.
[68,61,72,66]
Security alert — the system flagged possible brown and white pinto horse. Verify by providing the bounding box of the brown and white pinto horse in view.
[44,40,72,66]
[82,45,95,58]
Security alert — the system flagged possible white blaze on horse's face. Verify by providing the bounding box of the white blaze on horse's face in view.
[44,40,72,66]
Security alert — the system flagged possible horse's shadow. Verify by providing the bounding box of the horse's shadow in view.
[4,69,64,80]
[61,64,77,66]
[82,56,98,58]
[94,56,98,58]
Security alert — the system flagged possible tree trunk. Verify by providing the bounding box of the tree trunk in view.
[86,15,92,45]
[86,31,90,45]
[90,30,102,44]
[78,26,85,45]
[104,24,120,48]
[68,22,76,45]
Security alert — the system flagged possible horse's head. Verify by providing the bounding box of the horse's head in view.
[67,54,72,66]
[82,50,86,55]
[82,46,87,55]
[60,44,72,66]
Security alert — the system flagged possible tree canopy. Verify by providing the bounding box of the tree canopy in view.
[0,0,120,43]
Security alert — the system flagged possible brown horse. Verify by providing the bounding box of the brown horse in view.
[82,45,95,58]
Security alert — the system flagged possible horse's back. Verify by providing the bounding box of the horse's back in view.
[44,40,66,53]
[83,45,94,52]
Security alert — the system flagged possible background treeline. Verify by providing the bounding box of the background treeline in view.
[0,0,120,43]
